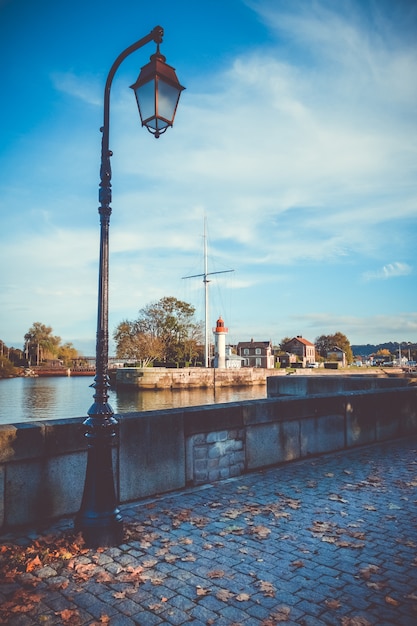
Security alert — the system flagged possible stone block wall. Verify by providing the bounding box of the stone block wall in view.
[1,377,416,531]
[186,429,245,485]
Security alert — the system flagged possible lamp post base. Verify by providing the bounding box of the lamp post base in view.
[76,414,123,548]
[75,511,123,549]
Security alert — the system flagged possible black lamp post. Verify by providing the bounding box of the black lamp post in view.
[75,25,184,548]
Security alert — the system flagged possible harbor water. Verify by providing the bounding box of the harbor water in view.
[0,376,266,425]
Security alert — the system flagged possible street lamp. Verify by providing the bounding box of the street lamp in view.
[75,26,184,548]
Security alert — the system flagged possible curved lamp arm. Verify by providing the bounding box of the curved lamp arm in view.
[99,25,163,211]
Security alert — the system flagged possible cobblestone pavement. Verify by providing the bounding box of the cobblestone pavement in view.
[1,437,417,625]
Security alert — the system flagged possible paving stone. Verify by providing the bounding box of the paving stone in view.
[1,437,417,626]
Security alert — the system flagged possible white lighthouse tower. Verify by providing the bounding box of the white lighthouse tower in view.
[213,316,228,368]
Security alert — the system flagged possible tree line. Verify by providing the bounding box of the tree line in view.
[0,322,80,377]
[1,296,415,378]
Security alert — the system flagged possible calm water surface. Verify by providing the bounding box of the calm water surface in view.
[0,376,266,425]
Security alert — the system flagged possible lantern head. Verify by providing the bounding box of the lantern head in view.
[130,45,185,138]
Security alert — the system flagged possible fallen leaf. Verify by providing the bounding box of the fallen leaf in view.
[325,598,341,609]
[259,580,276,597]
[359,565,379,580]
[329,494,349,503]
[216,589,234,602]
[385,595,400,606]
[26,555,42,572]
[236,593,251,601]
[179,537,193,545]
[196,586,210,596]
[57,609,79,623]
[251,525,271,539]
[270,606,291,622]
[207,569,225,579]
[95,570,112,583]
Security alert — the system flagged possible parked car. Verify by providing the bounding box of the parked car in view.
[307,362,318,368]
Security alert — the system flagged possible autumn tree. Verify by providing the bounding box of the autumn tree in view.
[315,331,353,364]
[113,320,164,366]
[113,297,204,365]
[57,342,79,367]
[24,322,61,365]
[279,337,293,351]
[0,355,17,378]
[23,323,79,366]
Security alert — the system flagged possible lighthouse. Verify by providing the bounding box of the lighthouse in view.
[213,316,228,368]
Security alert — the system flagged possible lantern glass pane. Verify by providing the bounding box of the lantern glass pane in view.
[136,80,155,123]
[157,81,180,122]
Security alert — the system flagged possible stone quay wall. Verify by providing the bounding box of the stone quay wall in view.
[115,366,284,388]
[0,376,416,531]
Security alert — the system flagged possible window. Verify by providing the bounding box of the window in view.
[244,348,249,355]
[255,348,261,355]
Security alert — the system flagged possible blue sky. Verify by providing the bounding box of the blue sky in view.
[1,0,416,355]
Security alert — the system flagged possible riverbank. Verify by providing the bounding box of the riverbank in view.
[113,365,412,389]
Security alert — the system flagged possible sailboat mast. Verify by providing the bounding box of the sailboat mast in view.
[182,219,234,368]
[203,220,210,367]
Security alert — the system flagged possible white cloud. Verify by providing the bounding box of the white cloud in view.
[287,312,417,344]
[363,262,412,281]
[1,0,416,350]
[50,71,102,107]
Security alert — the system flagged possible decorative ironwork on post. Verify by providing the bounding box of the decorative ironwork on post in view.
[75,26,184,548]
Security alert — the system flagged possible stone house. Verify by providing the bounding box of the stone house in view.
[327,346,346,367]
[281,336,316,367]
[236,339,275,368]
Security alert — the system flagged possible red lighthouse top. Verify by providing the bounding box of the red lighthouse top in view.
[214,316,228,333]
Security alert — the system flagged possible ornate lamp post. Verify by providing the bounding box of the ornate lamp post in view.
[75,26,184,548]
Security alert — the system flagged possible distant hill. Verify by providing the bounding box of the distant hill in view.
[352,342,417,356]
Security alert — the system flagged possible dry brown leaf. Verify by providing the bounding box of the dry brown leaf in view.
[359,565,379,580]
[259,580,276,597]
[26,555,42,572]
[251,525,271,539]
[325,598,341,609]
[164,554,178,563]
[385,595,400,606]
[236,593,251,601]
[95,570,112,583]
[341,617,372,626]
[207,569,225,579]
[57,608,79,623]
[405,593,417,601]
[291,560,304,568]
[216,589,234,602]
[329,494,349,503]
[181,554,196,562]
[271,606,291,622]
[179,537,193,544]
[196,586,210,596]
